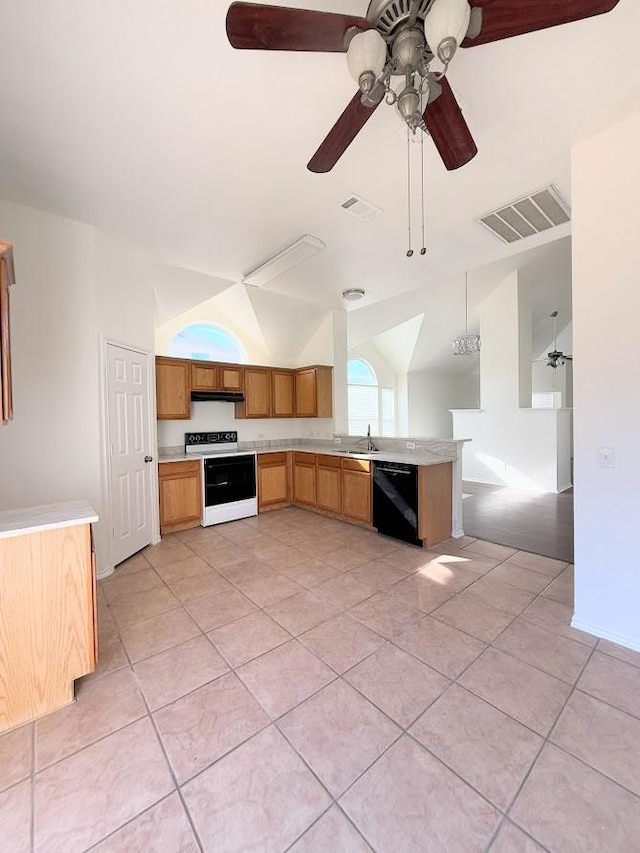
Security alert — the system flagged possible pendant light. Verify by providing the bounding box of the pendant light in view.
[452,271,480,355]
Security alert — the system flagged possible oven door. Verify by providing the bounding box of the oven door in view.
[203,454,257,508]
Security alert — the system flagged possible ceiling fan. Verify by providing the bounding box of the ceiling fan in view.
[226,0,621,173]
[545,310,573,369]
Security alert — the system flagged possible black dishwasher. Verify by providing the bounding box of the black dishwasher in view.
[372,461,422,547]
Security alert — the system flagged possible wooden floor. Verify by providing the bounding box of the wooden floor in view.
[462,481,574,563]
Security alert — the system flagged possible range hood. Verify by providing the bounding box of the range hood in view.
[190,391,245,403]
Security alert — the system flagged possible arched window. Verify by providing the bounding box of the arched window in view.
[168,322,248,363]
[347,358,396,437]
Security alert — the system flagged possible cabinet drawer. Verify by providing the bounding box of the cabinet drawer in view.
[294,452,316,465]
[341,458,371,473]
[317,454,341,468]
[258,452,288,466]
[159,460,201,478]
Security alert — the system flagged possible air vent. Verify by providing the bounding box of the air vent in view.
[478,185,571,244]
[341,194,383,222]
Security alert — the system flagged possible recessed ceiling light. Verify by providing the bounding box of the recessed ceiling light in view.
[342,288,365,301]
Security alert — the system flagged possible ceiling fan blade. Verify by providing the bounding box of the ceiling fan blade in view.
[462,0,621,48]
[226,2,370,52]
[308,92,381,173]
[423,78,477,171]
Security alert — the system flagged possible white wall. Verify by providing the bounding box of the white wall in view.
[407,371,479,438]
[0,200,157,575]
[571,111,640,651]
[157,405,303,448]
[452,270,570,492]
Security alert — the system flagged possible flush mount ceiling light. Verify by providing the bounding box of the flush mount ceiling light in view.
[241,235,324,287]
[226,0,620,173]
[342,287,366,301]
[452,271,480,356]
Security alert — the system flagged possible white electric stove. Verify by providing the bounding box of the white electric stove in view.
[185,431,257,526]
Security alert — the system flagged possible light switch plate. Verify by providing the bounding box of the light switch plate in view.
[597,446,615,468]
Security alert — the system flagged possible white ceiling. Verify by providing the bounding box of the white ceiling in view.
[0,1,637,368]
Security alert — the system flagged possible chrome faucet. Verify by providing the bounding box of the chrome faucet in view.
[366,424,377,452]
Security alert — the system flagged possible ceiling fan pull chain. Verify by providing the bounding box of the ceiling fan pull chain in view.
[406,125,413,257]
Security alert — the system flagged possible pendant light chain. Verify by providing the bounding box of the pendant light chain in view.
[420,90,426,255]
[406,125,413,257]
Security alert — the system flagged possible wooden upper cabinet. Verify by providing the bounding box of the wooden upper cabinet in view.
[0,241,15,424]
[271,369,295,418]
[236,367,271,419]
[191,362,218,391]
[219,364,244,392]
[156,357,191,420]
[295,366,333,418]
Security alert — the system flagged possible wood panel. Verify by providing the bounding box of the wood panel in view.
[418,462,453,546]
[219,364,244,392]
[0,524,95,732]
[314,366,333,418]
[271,370,295,418]
[294,368,317,417]
[317,463,341,514]
[155,357,191,420]
[0,242,15,424]
[293,456,317,507]
[236,367,271,419]
[158,461,202,533]
[191,362,218,391]
[341,469,372,524]
[341,457,371,473]
[258,454,290,508]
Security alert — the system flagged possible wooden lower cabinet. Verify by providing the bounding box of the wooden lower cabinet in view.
[317,456,342,514]
[293,452,317,507]
[159,460,202,533]
[341,458,372,524]
[0,519,96,732]
[257,452,290,509]
[418,462,453,546]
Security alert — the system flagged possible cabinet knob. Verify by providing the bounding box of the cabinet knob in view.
[144,455,153,463]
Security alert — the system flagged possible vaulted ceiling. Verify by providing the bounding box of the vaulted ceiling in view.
[0,1,636,371]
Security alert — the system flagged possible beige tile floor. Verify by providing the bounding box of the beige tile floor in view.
[2,507,640,852]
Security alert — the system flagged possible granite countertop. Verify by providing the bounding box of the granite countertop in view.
[158,444,458,467]
[0,500,99,540]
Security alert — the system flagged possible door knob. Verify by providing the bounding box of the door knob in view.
[144,455,153,463]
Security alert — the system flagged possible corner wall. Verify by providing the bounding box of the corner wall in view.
[407,371,479,438]
[571,111,640,651]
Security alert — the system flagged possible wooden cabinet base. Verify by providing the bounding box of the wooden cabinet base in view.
[0,523,96,733]
[418,463,453,547]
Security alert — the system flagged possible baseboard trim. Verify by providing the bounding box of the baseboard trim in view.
[97,564,115,580]
[570,617,640,654]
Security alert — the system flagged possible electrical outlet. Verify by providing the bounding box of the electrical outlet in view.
[334,437,341,444]
[597,446,615,468]
[406,442,416,450]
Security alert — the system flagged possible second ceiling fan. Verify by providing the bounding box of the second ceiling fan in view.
[226,0,621,173]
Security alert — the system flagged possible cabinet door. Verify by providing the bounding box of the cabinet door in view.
[293,461,317,507]
[156,357,191,420]
[271,370,295,418]
[243,368,272,418]
[191,362,218,391]
[258,453,289,508]
[317,462,341,514]
[159,462,202,532]
[295,369,317,418]
[219,364,244,392]
[342,469,372,524]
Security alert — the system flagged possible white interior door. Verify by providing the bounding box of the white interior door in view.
[107,343,153,566]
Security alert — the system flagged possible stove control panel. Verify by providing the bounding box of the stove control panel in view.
[185,431,238,446]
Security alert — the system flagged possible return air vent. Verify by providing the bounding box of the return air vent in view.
[341,194,383,222]
[478,185,571,244]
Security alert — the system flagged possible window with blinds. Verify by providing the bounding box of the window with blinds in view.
[347,358,396,437]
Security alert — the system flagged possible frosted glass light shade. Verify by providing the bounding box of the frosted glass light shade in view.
[424,0,471,56]
[347,30,387,83]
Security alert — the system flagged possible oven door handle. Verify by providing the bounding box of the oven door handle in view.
[210,481,230,487]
